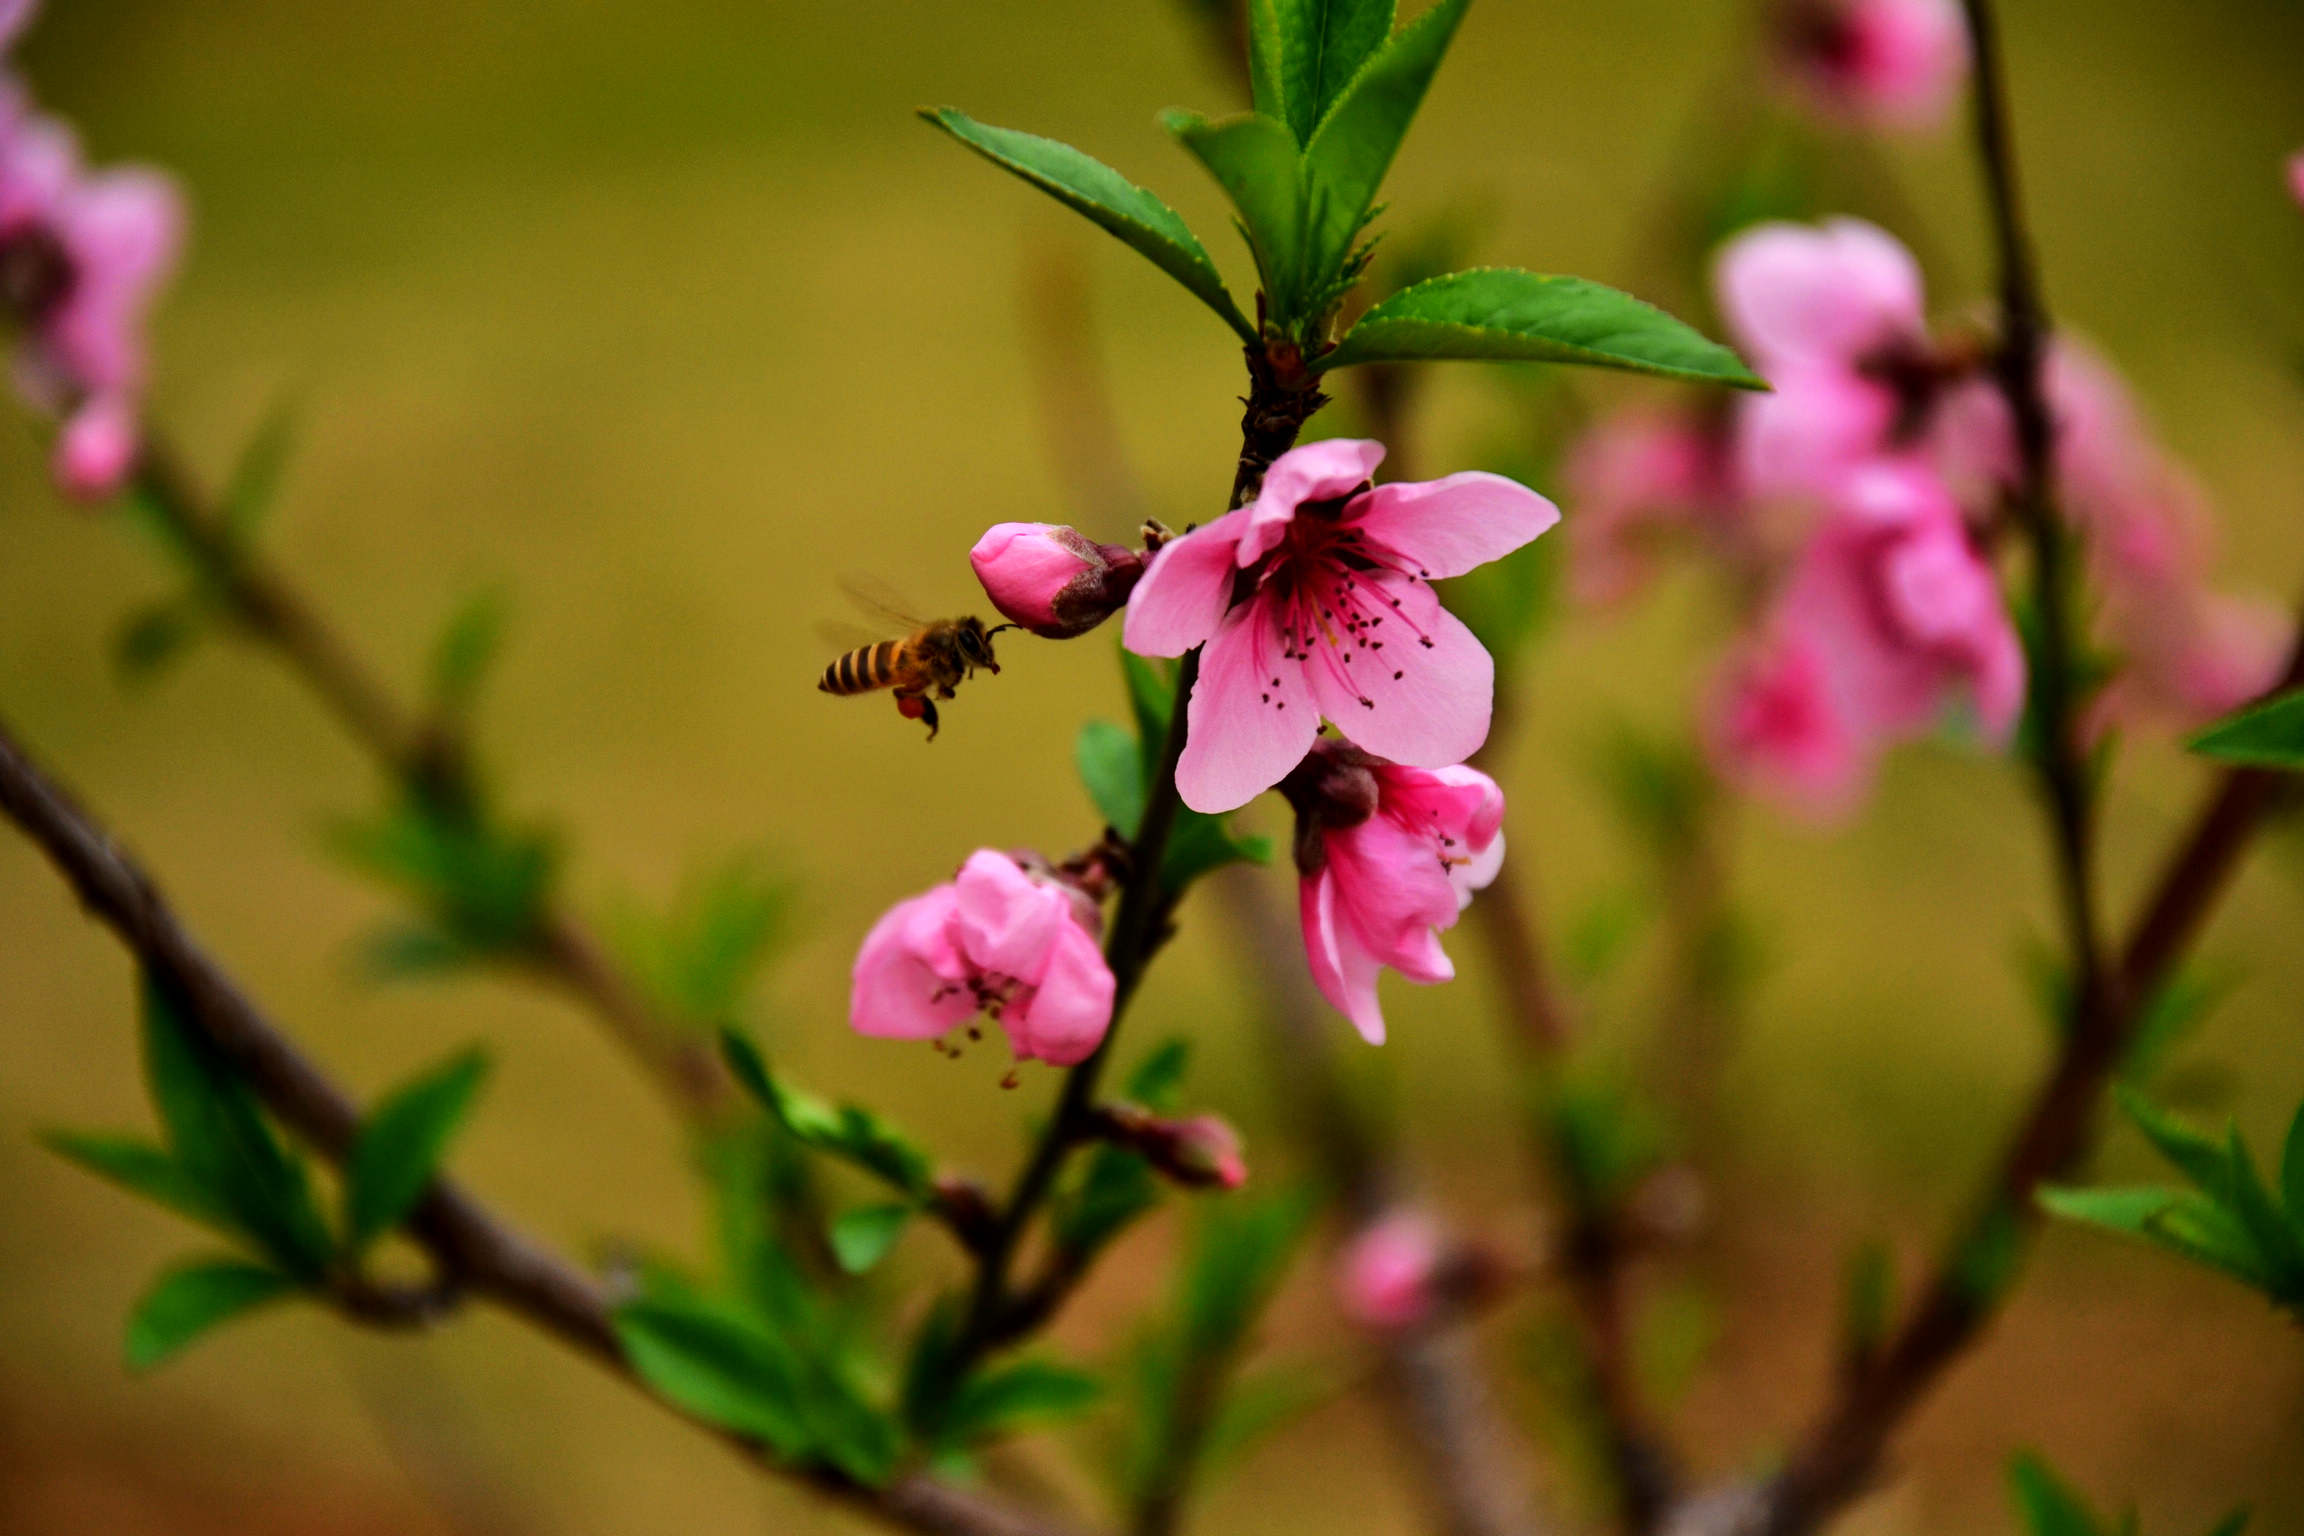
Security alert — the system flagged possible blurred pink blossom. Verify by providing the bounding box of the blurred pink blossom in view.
[1940,338,2293,730]
[1715,218,1966,504]
[2288,150,2304,210]
[0,99,183,499]
[1774,0,1970,131]
[1709,625,1868,815]
[1337,1211,1443,1330]
[1565,408,1741,607]
[1711,462,2022,812]
[969,522,1143,639]
[850,849,1114,1067]
[1283,739,1504,1043]
[0,0,38,52]
[1124,438,1556,813]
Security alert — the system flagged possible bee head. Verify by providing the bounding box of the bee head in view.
[959,617,1012,674]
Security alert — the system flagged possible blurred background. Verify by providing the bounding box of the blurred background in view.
[2,0,2302,1532]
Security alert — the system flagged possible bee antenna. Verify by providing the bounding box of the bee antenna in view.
[984,623,1020,638]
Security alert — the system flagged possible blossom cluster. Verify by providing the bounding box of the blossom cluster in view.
[1569,216,2290,816]
[0,1,182,500]
[851,441,1558,1072]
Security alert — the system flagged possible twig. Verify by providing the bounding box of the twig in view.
[0,711,1092,1536]
[128,433,727,1116]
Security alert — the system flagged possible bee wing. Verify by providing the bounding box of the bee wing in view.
[838,573,936,630]
[815,619,885,653]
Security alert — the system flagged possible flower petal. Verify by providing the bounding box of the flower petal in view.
[1238,438,1387,564]
[1714,217,1925,370]
[850,889,976,1041]
[1300,869,1387,1044]
[1122,511,1246,658]
[951,850,1065,981]
[1003,920,1115,1066]
[1175,597,1320,814]
[1346,471,1560,581]
[1310,589,1494,770]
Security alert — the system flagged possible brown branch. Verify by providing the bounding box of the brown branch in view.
[0,711,1092,1536]
[129,433,727,1117]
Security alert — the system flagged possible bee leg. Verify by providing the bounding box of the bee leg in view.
[936,683,957,700]
[918,697,941,740]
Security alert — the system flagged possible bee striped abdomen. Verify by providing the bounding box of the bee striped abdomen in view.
[820,638,905,695]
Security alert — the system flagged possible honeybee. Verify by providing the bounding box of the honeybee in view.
[817,589,1012,739]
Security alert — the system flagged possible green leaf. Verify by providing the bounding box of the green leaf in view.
[1162,808,1271,894]
[2039,1184,2185,1240]
[615,1294,813,1459]
[2042,1185,2271,1290]
[2219,1127,2304,1288]
[125,1257,297,1372]
[326,797,560,954]
[1297,0,1469,282]
[1317,268,1764,387]
[139,973,335,1277]
[2009,1452,2104,1536]
[41,1131,230,1232]
[221,400,298,549]
[1246,0,1288,126]
[1126,1038,1193,1110]
[1268,0,1396,144]
[1839,1237,1893,1372]
[2281,1100,2304,1223]
[615,853,799,1027]
[2198,1511,2251,1536]
[428,588,509,718]
[112,600,203,687]
[1122,649,1177,749]
[1164,110,1309,318]
[1076,719,1148,837]
[720,1029,934,1196]
[920,108,1255,343]
[1200,1364,1332,1477]
[2187,687,2304,770]
[830,1202,914,1275]
[345,1046,489,1253]
[1179,1189,1315,1358]
[939,1359,1102,1447]
[2116,1087,2231,1195]
[356,922,478,982]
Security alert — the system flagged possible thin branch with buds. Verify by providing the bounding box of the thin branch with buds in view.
[128,435,728,1115]
[0,711,1094,1536]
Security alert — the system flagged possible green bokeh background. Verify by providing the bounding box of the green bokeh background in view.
[1,0,2301,1531]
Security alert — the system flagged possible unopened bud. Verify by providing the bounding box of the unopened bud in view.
[1278,737,1383,876]
[969,522,1145,640]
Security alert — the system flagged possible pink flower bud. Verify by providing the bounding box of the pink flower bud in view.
[54,393,136,501]
[1337,1211,1443,1331]
[969,522,1144,640]
[1775,0,1969,132]
[1171,1114,1248,1191]
[2289,150,2304,211]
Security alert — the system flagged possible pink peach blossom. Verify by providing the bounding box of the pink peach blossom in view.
[850,849,1115,1067]
[1775,0,1970,132]
[969,522,1143,639]
[0,1,38,52]
[54,391,135,499]
[1122,439,1557,813]
[1283,740,1504,1044]
[1565,408,1741,607]
[1781,461,2024,742]
[1715,218,1953,505]
[1337,1211,1443,1330]
[1711,462,2023,813]
[1708,625,1869,815]
[0,102,182,497]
